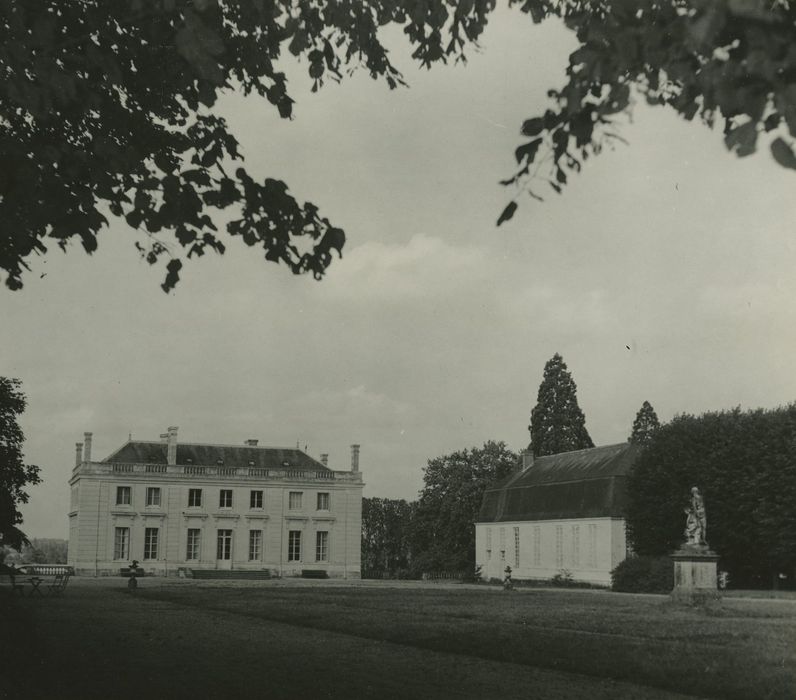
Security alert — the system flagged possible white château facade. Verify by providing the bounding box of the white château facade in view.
[68,427,363,578]
[475,443,640,586]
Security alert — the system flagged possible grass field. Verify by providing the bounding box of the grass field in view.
[2,579,794,699]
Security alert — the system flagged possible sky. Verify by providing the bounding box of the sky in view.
[4,9,796,539]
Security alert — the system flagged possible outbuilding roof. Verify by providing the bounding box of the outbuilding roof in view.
[103,441,331,471]
[477,442,640,523]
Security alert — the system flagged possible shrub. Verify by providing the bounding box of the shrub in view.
[611,556,673,593]
[551,569,574,586]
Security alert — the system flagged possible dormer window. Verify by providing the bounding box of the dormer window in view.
[186,458,193,464]
[216,459,224,466]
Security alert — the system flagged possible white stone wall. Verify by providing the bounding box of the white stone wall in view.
[69,466,362,578]
[475,517,627,586]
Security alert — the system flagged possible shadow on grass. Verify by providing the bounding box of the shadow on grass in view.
[139,585,795,700]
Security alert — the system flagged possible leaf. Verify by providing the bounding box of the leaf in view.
[175,9,225,85]
[514,138,542,165]
[496,201,518,226]
[771,138,796,170]
[724,121,757,158]
[161,258,183,293]
[521,118,544,137]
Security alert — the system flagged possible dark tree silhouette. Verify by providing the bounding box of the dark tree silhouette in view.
[627,406,796,588]
[629,400,661,444]
[0,378,41,550]
[411,441,517,572]
[361,497,414,579]
[529,353,593,457]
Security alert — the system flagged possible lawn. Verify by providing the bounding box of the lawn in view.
[138,582,795,699]
[2,579,794,699]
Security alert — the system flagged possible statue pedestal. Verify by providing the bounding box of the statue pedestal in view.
[670,545,721,604]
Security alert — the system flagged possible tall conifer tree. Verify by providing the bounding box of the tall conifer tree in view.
[629,401,661,444]
[529,354,594,457]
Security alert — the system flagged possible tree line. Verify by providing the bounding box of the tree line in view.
[365,355,796,589]
[363,353,598,578]
[3,363,795,588]
[627,405,796,588]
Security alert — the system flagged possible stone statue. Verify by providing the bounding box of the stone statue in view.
[684,486,707,546]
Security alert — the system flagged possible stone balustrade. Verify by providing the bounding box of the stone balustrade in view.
[73,461,361,483]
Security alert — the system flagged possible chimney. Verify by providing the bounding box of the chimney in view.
[167,426,178,465]
[83,432,93,463]
[75,442,83,467]
[350,444,360,473]
[320,453,329,467]
[522,447,534,471]
[245,439,259,447]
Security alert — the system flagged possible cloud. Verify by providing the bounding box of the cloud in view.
[319,234,489,303]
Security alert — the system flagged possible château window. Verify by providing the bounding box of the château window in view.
[316,531,329,562]
[116,486,131,505]
[114,527,129,560]
[316,492,330,511]
[144,528,159,560]
[145,487,161,507]
[217,529,232,560]
[219,489,233,508]
[288,530,302,561]
[188,488,202,507]
[249,530,262,561]
[288,491,302,510]
[186,529,201,560]
[250,490,263,509]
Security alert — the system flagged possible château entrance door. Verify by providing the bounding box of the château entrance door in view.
[216,529,233,570]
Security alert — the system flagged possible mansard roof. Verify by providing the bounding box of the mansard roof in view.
[103,441,331,471]
[477,442,641,523]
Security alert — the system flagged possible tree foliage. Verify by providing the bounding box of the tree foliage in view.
[1,538,68,566]
[0,0,493,291]
[4,1,796,289]
[529,353,593,457]
[626,405,796,587]
[629,400,660,444]
[497,0,796,223]
[361,497,415,579]
[411,441,518,572]
[0,378,41,550]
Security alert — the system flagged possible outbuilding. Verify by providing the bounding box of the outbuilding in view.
[475,442,640,586]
